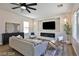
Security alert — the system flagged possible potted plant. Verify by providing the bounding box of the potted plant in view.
[64,22,72,44]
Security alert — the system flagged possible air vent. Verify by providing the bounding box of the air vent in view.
[57,4,63,7]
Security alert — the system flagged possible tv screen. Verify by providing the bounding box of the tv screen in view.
[43,21,55,30]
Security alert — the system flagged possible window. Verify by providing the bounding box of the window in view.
[23,21,29,33]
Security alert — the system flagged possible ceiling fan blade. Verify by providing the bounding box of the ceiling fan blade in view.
[26,3,37,6]
[11,3,19,5]
[12,7,20,9]
[26,8,31,13]
[27,6,36,10]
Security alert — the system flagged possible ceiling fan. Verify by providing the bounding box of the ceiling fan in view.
[11,3,37,13]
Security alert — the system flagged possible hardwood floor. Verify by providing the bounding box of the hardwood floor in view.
[0,44,76,56]
[0,45,22,56]
[63,44,76,56]
[67,45,76,56]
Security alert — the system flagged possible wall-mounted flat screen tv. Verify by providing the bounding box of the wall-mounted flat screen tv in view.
[43,21,55,30]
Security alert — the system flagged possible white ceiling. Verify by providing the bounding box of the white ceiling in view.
[0,3,74,19]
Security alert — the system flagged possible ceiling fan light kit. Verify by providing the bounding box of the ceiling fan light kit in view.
[21,6,26,9]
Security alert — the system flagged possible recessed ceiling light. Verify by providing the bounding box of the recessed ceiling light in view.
[57,4,63,7]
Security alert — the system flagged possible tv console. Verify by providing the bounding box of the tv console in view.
[2,32,24,45]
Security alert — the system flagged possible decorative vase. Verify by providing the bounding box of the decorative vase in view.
[66,35,71,44]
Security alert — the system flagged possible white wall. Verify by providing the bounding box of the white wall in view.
[71,4,79,55]
[0,9,33,45]
[72,4,79,39]
[33,20,39,36]
[33,13,72,41]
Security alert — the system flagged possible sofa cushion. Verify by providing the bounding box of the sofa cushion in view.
[24,39,42,46]
[16,35,23,39]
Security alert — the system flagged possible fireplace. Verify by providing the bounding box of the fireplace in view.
[40,33,55,38]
